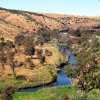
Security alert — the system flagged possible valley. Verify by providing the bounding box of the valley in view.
[0,7,100,100]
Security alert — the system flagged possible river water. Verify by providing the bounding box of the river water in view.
[20,46,75,92]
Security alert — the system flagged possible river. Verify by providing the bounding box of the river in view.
[20,46,75,92]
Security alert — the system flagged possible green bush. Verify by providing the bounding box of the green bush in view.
[88,89,100,100]
[71,90,93,100]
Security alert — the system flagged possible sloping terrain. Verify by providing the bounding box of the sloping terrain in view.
[0,19,26,40]
[44,13,100,29]
[0,7,100,39]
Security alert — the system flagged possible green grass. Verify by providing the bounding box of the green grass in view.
[13,85,76,100]
[0,83,7,92]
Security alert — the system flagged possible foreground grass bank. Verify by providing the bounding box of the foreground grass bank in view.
[0,85,100,100]
[13,86,75,100]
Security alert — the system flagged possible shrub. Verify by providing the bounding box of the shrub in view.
[22,37,34,47]
[0,42,5,51]
[7,74,12,76]
[24,58,34,68]
[39,56,45,65]
[60,93,69,100]
[6,40,14,48]
[0,37,4,41]
[25,46,35,58]
[1,86,15,100]
[36,49,42,58]
[88,89,100,100]
[0,52,6,63]
[71,90,93,100]
[45,49,52,56]
[14,34,25,46]
[16,75,26,80]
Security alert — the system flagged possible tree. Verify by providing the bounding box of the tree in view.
[25,46,35,58]
[6,40,14,48]
[1,86,15,100]
[0,36,4,42]
[39,56,45,65]
[0,52,6,70]
[14,34,25,46]
[36,49,42,59]
[0,42,6,51]
[6,51,17,79]
[65,65,73,77]
[68,48,100,91]
[40,41,43,47]
[22,37,34,47]
[6,51,14,61]
[45,49,52,56]
[68,28,75,36]
[75,29,81,37]
[9,60,17,79]
[24,58,34,68]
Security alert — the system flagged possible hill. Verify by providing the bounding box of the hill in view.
[0,7,100,39]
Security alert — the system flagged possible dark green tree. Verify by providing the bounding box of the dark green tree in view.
[40,56,45,65]
[25,46,35,58]
[14,34,25,46]
[6,40,14,48]
[75,29,81,37]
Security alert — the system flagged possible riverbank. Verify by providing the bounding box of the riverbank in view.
[13,85,76,100]
[0,44,65,91]
[18,45,72,92]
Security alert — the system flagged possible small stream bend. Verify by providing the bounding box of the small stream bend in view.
[20,46,75,92]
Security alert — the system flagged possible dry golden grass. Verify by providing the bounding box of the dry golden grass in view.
[0,44,63,90]
[0,19,26,39]
[0,9,99,40]
[0,43,64,87]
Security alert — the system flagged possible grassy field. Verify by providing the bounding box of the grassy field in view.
[13,85,75,100]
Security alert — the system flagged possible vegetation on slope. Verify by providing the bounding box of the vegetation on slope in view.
[0,7,100,100]
[65,29,100,91]
[0,7,100,39]
[0,31,65,92]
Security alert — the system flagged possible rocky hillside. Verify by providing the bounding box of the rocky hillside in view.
[0,7,100,39]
